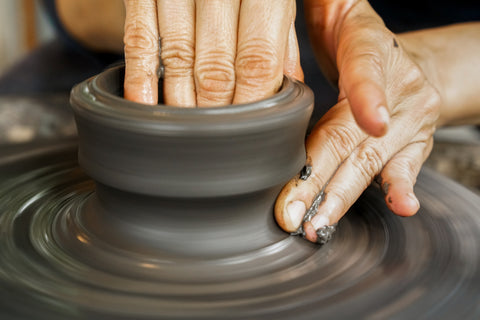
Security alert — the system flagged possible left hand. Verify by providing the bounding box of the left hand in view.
[123,0,303,106]
[275,0,442,242]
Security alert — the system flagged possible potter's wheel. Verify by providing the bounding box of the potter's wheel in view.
[0,139,479,319]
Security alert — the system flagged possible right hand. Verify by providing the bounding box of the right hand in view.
[275,0,442,242]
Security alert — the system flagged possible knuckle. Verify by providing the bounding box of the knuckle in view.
[304,174,326,197]
[351,144,385,181]
[409,85,441,126]
[320,124,360,162]
[325,188,349,213]
[391,152,419,181]
[423,87,442,116]
[401,64,424,90]
[235,40,281,86]
[160,36,195,76]
[124,23,158,57]
[195,54,235,95]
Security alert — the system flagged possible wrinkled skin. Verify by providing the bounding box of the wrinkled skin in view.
[123,0,303,106]
[275,0,441,242]
[121,0,480,243]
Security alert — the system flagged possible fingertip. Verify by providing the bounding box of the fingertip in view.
[124,84,158,105]
[344,80,389,137]
[124,77,158,105]
[386,190,420,217]
[275,179,309,233]
[351,103,389,137]
[274,181,297,232]
[284,200,307,232]
[303,222,318,243]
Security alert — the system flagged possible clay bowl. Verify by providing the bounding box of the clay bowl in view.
[70,65,314,258]
[1,70,480,317]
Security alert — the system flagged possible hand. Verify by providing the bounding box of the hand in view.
[123,0,303,106]
[275,0,442,243]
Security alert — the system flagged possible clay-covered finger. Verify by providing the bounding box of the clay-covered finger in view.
[275,100,368,233]
[300,138,396,243]
[300,118,426,243]
[233,0,295,104]
[124,0,159,105]
[378,138,433,217]
[195,0,240,107]
[157,0,196,107]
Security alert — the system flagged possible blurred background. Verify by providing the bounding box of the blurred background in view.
[0,0,478,195]
[0,1,54,74]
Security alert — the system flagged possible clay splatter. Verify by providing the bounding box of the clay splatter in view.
[315,224,337,245]
[300,164,312,181]
[290,190,337,244]
[393,38,399,48]
[382,182,390,196]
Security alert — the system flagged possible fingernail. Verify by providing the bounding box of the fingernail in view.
[311,214,330,230]
[286,201,306,230]
[407,192,420,210]
[378,106,390,125]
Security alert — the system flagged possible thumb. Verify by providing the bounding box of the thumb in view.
[338,46,390,137]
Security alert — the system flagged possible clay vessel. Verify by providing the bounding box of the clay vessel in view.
[70,65,314,258]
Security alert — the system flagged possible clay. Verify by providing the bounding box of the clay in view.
[291,189,337,244]
[0,66,479,319]
[0,142,480,319]
[299,164,312,180]
[382,182,390,195]
[68,65,314,257]
[315,224,338,244]
[71,65,313,198]
[393,38,399,48]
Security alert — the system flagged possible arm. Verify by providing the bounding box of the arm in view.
[55,0,125,53]
[399,22,480,126]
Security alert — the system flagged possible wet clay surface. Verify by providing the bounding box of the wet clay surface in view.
[0,67,479,318]
[0,142,479,319]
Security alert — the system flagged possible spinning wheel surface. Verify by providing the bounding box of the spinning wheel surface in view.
[0,140,479,319]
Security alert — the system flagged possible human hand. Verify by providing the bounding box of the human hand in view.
[123,0,303,106]
[275,0,442,243]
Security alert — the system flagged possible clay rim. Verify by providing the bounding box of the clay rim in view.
[70,65,313,134]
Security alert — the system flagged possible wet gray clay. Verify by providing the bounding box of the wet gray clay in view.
[70,65,314,257]
[1,66,478,319]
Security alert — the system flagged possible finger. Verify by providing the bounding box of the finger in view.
[379,138,433,217]
[338,49,390,137]
[275,100,368,233]
[301,139,393,243]
[157,0,196,107]
[233,0,295,104]
[194,0,240,107]
[124,0,159,105]
[301,120,422,243]
[283,17,304,82]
